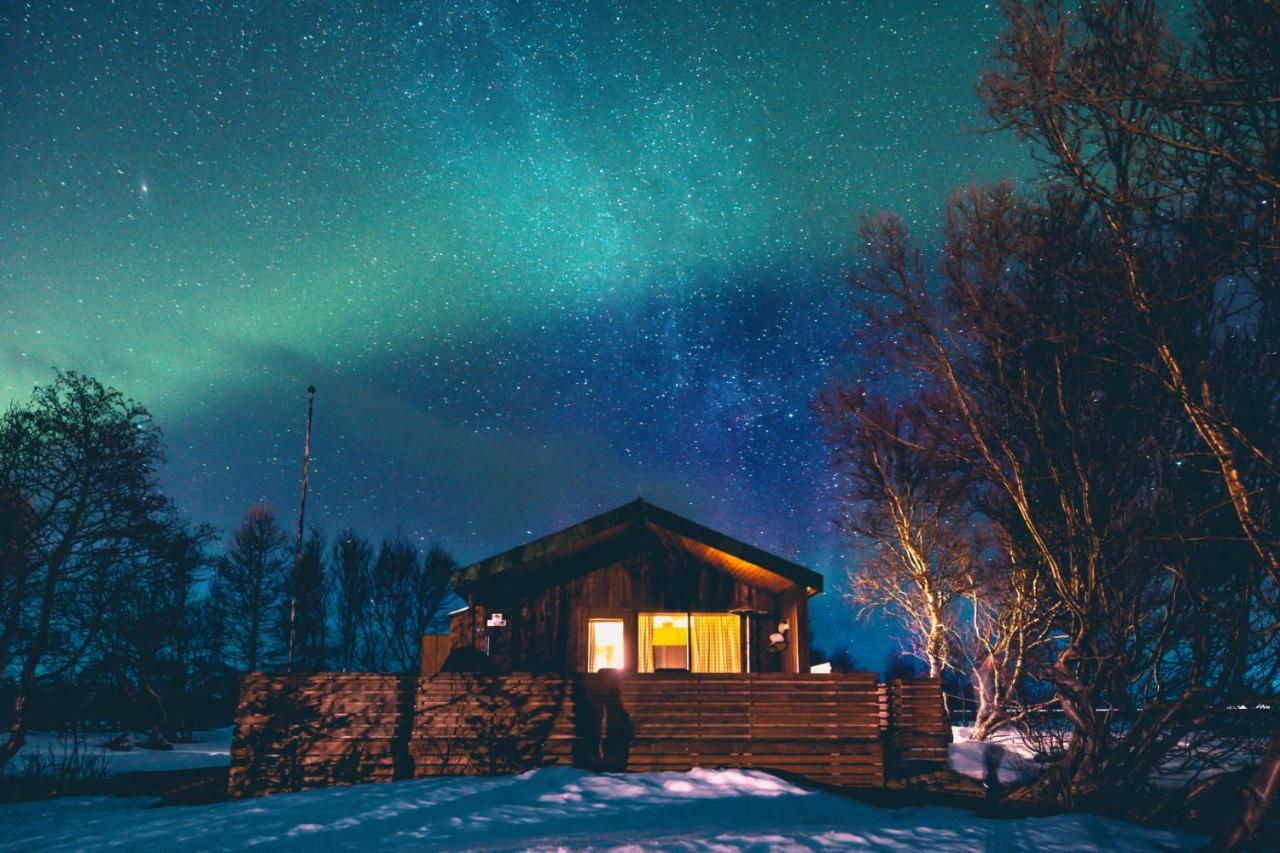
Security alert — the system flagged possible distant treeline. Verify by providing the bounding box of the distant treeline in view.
[0,371,457,764]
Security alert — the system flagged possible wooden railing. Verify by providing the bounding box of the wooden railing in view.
[230,672,942,798]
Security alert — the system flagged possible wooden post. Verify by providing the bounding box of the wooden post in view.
[419,635,451,675]
[286,384,316,673]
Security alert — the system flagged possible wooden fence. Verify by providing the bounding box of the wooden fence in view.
[885,677,950,766]
[229,674,416,795]
[230,672,942,798]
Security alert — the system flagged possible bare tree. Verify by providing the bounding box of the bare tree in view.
[0,372,171,770]
[331,529,373,672]
[215,503,290,673]
[984,0,1278,585]
[278,528,327,672]
[821,370,1055,740]
[367,533,455,673]
[959,540,1057,740]
[846,178,1272,805]
[819,392,974,679]
[981,1,1278,840]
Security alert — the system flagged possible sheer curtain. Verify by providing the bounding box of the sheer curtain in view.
[690,614,742,673]
[638,614,655,673]
[588,619,600,672]
[588,619,623,672]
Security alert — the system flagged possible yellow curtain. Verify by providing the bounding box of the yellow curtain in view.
[587,620,597,673]
[638,614,655,672]
[691,614,742,673]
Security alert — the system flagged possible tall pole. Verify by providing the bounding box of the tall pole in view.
[287,384,316,673]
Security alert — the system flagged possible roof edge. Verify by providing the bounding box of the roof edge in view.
[454,497,824,595]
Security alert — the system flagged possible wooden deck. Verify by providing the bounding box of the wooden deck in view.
[229,672,947,797]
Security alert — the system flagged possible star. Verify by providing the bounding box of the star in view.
[1,0,1030,663]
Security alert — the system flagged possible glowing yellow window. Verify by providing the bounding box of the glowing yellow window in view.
[588,619,624,672]
[638,612,742,673]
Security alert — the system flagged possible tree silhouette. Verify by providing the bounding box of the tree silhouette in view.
[978,1,1278,842]
[367,533,456,672]
[216,503,290,673]
[0,372,173,769]
[96,515,216,742]
[331,529,373,672]
[281,528,328,672]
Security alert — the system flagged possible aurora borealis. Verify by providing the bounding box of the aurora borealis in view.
[2,1,1029,663]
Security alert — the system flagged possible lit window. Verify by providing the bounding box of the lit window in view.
[650,613,689,671]
[638,612,742,673]
[689,614,741,673]
[589,619,624,672]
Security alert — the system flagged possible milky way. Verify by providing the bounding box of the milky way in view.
[1,1,1029,664]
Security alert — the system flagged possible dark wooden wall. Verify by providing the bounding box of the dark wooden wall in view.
[230,671,911,798]
[453,538,812,674]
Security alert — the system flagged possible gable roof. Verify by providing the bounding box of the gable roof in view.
[453,498,824,597]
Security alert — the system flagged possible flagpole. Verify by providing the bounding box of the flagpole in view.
[287,384,316,673]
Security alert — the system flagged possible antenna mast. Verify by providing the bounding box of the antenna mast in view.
[287,384,316,673]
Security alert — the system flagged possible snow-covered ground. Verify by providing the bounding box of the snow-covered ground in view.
[948,724,1265,791]
[8,727,232,776]
[0,726,1216,849]
[949,725,1042,787]
[0,766,1202,851]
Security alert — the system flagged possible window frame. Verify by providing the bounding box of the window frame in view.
[586,616,627,673]
[638,611,745,674]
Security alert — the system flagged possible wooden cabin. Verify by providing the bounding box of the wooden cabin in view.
[230,499,955,798]
[445,498,823,676]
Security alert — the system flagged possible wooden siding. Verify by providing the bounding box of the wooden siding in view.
[420,635,451,674]
[455,553,807,674]
[229,672,931,797]
[450,500,822,676]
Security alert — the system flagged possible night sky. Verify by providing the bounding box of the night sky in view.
[1,1,1029,666]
